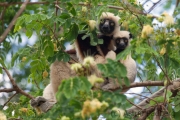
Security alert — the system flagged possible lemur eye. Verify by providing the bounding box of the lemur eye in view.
[100,19,104,23]
[116,39,120,44]
[110,22,115,26]
[124,39,128,43]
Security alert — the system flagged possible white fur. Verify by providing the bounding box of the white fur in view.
[74,40,84,63]
[102,31,137,92]
[97,12,121,36]
[43,84,56,103]
[42,60,76,103]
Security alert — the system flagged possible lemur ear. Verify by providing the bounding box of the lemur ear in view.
[129,33,133,39]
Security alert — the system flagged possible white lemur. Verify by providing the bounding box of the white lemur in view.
[30,12,122,112]
[101,31,137,92]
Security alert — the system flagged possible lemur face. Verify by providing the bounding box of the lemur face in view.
[99,19,115,35]
[113,31,132,54]
[114,37,129,52]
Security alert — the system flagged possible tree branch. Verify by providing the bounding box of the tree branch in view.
[2,92,17,109]
[0,88,14,92]
[137,106,155,120]
[0,2,158,18]
[0,0,29,43]
[121,81,164,91]
[126,99,143,110]
[2,67,34,99]
[126,78,180,113]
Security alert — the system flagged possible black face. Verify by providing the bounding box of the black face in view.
[114,37,128,54]
[99,19,115,34]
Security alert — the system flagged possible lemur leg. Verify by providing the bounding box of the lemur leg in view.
[31,60,77,112]
[50,61,76,95]
[100,50,120,90]
[42,84,56,104]
[30,84,56,113]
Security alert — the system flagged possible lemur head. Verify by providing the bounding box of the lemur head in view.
[97,12,120,36]
[113,31,132,54]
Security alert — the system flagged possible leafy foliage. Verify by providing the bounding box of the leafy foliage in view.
[1,0,180,120]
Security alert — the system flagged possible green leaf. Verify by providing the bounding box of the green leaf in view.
[59,13,71,19]
[66,2,76,16]
[69,99,82,109]
[39,14,47,20]
[115,93,127,104]
[48,55,57,63]
[63,77,80,98]
[26,29,33,38]
[11,53,19,67]
[0,67,2,73]
[82,34,90,40]
[123,77,130,86]
[90,31,98,46]
[30,59,44,72]
[135,44,159,56]
[66,23,79,41]
[97,59,127,83]
[150,96,164,106]
[80,77,92,92]
[44,45,54,57]
[25,15,33,23]
[0,57,6,67]
[116,47,132,61]
[174,97,180,105]
[175,105,180,112]
[14,15,26,32]
[57,51,70,62]
[98,38,104,44]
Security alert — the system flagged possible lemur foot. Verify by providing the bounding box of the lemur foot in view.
[101,83,119,91]
[30,96,55,113]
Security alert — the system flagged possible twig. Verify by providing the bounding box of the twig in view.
[0,7,6,20]
[161,105,173,120]
[36,20,58,41]
[33,79,40,89]
[148,0,162,13]
[55,4,63,10]
[126,93,158,105]
[0,7,6,34]
[2,92,17,109]
[138,72,152,94]
[126,99,143,110]
[54,0,58,34]
[0,0,29,43]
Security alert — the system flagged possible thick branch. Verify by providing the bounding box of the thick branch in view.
[137,106,155,120]
[2,67,34,99]
[126,78,180,113]
[0,88,14,92]
[0,0,29,43]
[120,81,164,91]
